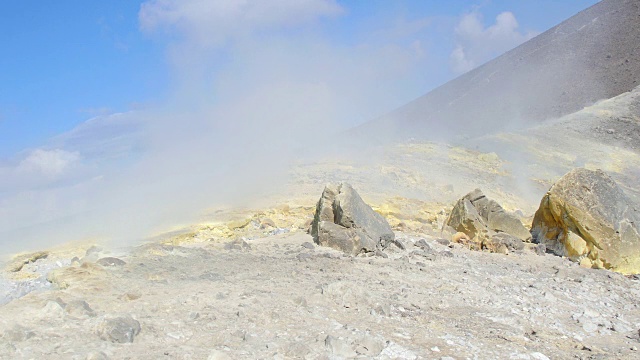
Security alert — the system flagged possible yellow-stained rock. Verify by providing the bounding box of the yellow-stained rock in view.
[47,262,108,290]
[7,251,49,272]
[531,168,640,274]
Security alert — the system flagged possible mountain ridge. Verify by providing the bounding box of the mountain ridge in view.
[356,0,640,141]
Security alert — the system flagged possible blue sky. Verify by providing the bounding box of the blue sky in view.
[0,0,600,253]
[0,0,597,157]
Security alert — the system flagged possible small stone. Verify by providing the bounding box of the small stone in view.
[96,257,126,267]
[436,238,450,246]
[85,246,103,256]
[224,239,251,251]
[260,218,276,229]
[86,351,109,360]
[582,321,598,333]
[297,253,313,262]
[415,239,432,251]
[284,342,311,358]
[373,303,391,317]
[120,293,141,301]
[65,300,96,318]
[95,316,141,343]
[207,350,232,360]
[579,257,593,268]
[301,242,315,249]
[530,352,551,360]
[293,296,308,307]
[40,300,65,319]
[393,239,407,250]
[375,250,388,258]
[325,335,356,358]
[189,312,200,320]
[532,243,546,256]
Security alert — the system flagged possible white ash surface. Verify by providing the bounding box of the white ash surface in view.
[1,231,640,359]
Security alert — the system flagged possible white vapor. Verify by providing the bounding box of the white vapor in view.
[17,149,80,177]
[139,0,344,47]
[450,11,538,74]
[0,0,435,255]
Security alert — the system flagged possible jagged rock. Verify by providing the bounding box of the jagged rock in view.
[415,239,432,252]
[451,231,478,250]
[95,316,141,343]
[86,351,109,360]
[47,262,107,290]
[444,189,531,252]
[531,168,640,274]
[311,183,394,255]
[224,239,251,251]
[7,251,48,272]
[484,233,525,253]
[259,218,276,229]
[524,243,547,256]
[325,335,357,358]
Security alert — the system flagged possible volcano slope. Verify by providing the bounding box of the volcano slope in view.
[357,0,640,141]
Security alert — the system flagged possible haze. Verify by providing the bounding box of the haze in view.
[0,0,598,255]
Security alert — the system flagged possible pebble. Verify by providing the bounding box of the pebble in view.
[95,316,141,343]
[325,335,356,358]
[96,257,126,267]
[530,352,551,360]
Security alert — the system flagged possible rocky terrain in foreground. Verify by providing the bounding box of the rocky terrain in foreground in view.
[2,167,640,360]
[2,221,640,360]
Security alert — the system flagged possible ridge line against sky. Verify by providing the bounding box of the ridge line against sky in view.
[0,0,599,253]
[0,0,597,159]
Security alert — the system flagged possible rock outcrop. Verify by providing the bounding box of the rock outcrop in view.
[531,168,640,274]
[311,183,394,255]
[444,189,531,252]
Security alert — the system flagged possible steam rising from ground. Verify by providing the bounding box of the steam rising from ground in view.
[0,0,430,255]
[0,0,546,256]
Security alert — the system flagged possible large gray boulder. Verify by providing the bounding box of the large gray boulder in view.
[531,168,640,274]
[311,183,394,255]
[444,189,531,251]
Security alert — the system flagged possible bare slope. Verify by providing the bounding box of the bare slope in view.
[358,0,640,140]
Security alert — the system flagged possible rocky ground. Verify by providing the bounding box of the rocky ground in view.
[2,210,640,359]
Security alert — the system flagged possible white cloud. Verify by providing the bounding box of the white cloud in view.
[17,149,80,176]
[139,0,343,47]
[450,11,538,74]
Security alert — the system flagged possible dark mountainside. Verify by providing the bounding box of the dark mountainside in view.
[357,0,640,141]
